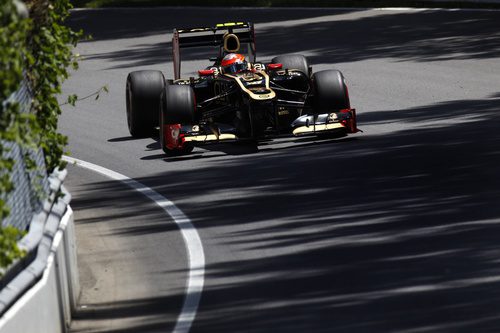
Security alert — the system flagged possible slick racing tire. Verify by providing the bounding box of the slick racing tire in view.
[162,85,196,124]
[126,70,165,137]
[159,85,195,155]
[271,54,309,76]
[312,70,350,114]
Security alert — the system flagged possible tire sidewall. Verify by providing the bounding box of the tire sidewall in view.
[271,54,309,76]
[312,69,350,114]
[159,84,196,155]
[126,70,165,137]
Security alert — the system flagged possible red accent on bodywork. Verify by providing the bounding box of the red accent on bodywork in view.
[164,124,182,150]
[179,133,186,146]
[198,69,215,76]
[340,108,359,133]
[267,63,282,70]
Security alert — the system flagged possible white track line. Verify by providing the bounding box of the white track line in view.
[63,156,204,333]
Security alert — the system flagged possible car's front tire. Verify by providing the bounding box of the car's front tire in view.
[159,85,196,155]
[312,69,350,114]
[126,70,165,137]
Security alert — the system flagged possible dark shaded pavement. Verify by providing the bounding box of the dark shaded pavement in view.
[63,7,500,332]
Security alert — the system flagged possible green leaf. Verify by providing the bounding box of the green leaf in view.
[67,94,78,106]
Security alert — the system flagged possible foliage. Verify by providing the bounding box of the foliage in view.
[0,226,25,271]
[0,1,31,221]
[25,0,81,172]
[61,85,109,107]
[0,0,81,269]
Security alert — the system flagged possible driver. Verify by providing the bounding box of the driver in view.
[221,53,248,74]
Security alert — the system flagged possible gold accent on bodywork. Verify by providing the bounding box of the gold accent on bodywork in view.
[225,71,276,101]
[292,123,345,136]
[223,33,241,53]
[184,133,237,142]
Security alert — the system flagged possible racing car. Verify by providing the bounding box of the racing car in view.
[126,22,359,155]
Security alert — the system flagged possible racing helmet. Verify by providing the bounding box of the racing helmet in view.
[221,53,248,74]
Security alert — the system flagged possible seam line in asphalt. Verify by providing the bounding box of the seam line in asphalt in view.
[63,156,205,333]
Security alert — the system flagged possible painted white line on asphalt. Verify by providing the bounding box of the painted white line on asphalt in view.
[63,156,204,333]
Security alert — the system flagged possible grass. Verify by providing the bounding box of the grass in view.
[70,0,500,9]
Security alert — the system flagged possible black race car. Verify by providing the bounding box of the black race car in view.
[126,22,359,155]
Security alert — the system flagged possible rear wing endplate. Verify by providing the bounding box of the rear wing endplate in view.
[172,22,256,79]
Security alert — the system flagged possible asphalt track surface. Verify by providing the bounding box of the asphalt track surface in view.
[61,7,500,333]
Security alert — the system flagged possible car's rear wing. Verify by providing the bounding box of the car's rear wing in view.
[172,22,256,79]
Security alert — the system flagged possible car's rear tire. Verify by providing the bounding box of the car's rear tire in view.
[126,70,164,137]
[271,54,309,76]
[159,85,196,155]
[312,69,350,114]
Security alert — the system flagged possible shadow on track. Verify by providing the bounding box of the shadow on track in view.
[68,8,360,42]
[78,93,500,332]
[71,295,184,333]
[108,136,138,142]
[75,93,500,332]
[138,133,357,161]
[68,9,500,69]
[67,7,500,333]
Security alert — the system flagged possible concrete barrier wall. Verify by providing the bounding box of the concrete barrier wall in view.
[0,206,79,333]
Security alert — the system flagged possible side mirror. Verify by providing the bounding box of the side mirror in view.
[198,69,215,76]
[267,63,282,70]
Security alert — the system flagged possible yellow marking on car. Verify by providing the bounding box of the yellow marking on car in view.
[216,22,245,27]
[224,72,276,101]
[292,123,345,136]
[184,134,237,142]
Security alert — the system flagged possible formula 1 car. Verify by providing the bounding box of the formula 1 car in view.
[126,22,359,155]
